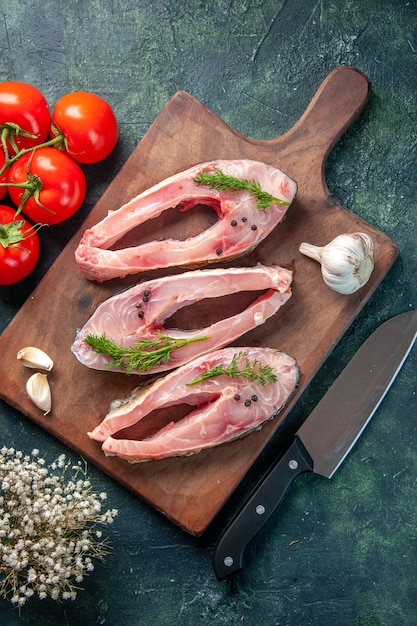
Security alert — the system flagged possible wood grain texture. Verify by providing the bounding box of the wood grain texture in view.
[0,67,398,535]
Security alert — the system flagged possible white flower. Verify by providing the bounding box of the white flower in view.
[0,447,118,605]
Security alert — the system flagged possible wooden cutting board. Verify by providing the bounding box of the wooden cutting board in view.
[0,67,398,535]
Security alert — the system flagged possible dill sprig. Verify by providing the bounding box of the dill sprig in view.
[84,332,209,374]
[187,351,277,386]
[193,168,290,210]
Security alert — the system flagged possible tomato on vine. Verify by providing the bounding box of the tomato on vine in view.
[7,147,87,225]
[0,82,51,156]
[50,91,118,164]
[0,205,41,285]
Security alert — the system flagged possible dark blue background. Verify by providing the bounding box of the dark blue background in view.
[0,1,416,624]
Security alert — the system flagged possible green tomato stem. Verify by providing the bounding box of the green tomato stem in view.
[0,171,54,216]
[0,219,26,248]
[0,219,45,248]
[1,127,12,166]
[0,134,64,177]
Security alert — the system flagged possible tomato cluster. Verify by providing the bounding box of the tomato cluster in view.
[0,81,118,285]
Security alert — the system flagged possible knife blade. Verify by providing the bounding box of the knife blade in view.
[213,309,417,580]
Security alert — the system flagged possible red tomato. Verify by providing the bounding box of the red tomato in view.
[0,204,40,285]
[0,81,51,153]
[8,148,87,225]
[51,91,118,164]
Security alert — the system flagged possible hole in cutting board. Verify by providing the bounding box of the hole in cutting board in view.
[109,202,219,250]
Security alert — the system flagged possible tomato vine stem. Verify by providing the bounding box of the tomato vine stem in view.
[0,218,43,248]
[0,132,64,176]
[0,152,55,216]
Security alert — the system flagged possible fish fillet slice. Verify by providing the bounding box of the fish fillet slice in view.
[75,159,297,281]
[71,265,293,375]
[88,347,299,462]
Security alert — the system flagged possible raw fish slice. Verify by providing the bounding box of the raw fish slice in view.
[75,159,297,281]
[88,346,299,462]
[71,265,293,375]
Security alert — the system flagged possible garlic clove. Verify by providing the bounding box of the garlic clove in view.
[17,347,54,371]
[26,373,52,415]
[299,232,374,295]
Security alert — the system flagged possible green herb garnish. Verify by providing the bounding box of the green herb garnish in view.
[84,332,209,374]
[186,351,277,386]
[193,168,290,210]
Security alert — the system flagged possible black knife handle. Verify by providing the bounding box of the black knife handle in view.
[213,436,314,580]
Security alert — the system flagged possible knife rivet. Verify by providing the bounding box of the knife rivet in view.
[255,504,266,515]
[224,556,234,567]
[289,459,299,470]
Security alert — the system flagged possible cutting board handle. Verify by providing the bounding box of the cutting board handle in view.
[275,66,370,167]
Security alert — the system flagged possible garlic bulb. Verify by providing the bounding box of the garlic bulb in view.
[299,232,374,294]
[17,347,54,371]
[26,373,52,415]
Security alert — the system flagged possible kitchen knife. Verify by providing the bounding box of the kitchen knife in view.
[213,309,417,580]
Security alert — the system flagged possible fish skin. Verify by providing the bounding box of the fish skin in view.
[75,159,297,282]
[88,347,299,462]
[71,265,293,375]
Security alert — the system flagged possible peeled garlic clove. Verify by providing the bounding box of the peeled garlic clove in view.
[17,347,54,371]
[26,373,52,415]
[299,232,375,295]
